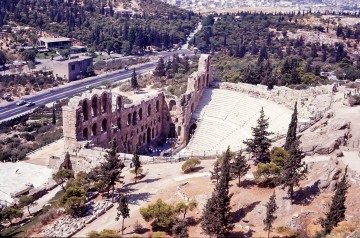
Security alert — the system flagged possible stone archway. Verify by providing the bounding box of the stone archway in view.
[169,100,176,111]
[189,123,197,140]
[169,123,176,138]
[147,127,151,144]
[92,96,98,117]
[82,100,89,121]
[92,123,97,136]
[83,128,88,139]
[102,119,107,132]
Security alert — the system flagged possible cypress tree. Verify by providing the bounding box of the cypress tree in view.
[284,102,298,151]
[154,57,166,77]
[201,147,234,238]
[62,152,72,170]
[243,107,273,164]
[321,166,349,235]
[132,147,141,182]
[131,68,138,89]
[211,160,221,184]
[52,104,56,125]
[116,194,130,235]
[263,191,278,238]
[280,139,307,203]
[231,152,250,186]
[96,139,125,202]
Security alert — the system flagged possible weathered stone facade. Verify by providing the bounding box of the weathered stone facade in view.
[63,54,212,154]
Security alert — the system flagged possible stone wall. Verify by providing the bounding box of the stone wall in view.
[63,54,212,154]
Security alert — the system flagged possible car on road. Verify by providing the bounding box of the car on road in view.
[25,101,35,107]
[2,94,11,101]
[16,100,27,106]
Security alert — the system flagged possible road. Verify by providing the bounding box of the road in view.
[0,49,192,122]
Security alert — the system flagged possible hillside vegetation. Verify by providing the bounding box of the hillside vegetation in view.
[0,0,199,54]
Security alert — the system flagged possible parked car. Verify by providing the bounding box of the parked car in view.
[25,101,35,107]
[16,100,27,106]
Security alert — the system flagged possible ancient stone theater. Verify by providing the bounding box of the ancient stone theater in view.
[63,54,212,154]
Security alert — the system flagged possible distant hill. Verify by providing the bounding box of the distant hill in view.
[0,0,199,53]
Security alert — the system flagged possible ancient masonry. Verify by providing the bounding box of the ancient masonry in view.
[63,54,212,154]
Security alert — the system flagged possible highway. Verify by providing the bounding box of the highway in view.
[0,49,193,122]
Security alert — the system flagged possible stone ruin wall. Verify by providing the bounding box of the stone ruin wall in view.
[218,82,334,120]
[63,54,212,154]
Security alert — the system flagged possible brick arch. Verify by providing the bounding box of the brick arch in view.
[102,118,107,132]
[82,99,89,121]
[101,93,108,113]
[91,96,98,117]
[92,123,97,136]
[169,100,176,111]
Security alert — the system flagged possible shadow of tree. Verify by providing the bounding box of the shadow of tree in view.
[125,178,162,187]
[231,201,261,223]
[239,179,256,189]
[293,180,321,206]
[126,192,153,205]
[184,166,205,174]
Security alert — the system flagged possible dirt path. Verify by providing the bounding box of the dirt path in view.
[73,160,215,237]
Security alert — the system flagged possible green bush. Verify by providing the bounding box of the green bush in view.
[181,158,201,173]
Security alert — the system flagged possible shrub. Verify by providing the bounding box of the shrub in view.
[349,95,360,107]
[181,158,201,173]
[152,231,166,238]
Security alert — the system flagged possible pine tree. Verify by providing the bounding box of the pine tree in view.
[284,102,298,151]
[52,104,56,125]
[321,166,349,235]
[116,194,130,235]
[263,191,278,238]
[231,152,250,186]
[280,139,307,203]
[243,107,273,164]
[131,68,138,89]
[154,57,166,77]
[96,139,125,202]
[132,147,141,182]
[201,147,234,238]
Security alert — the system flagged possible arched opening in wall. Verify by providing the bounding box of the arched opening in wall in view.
[178,126,182,136]
[92,123,97,136]
[127,113,131,126]
[82,100,89,121]
[147,128,151,144]
[189,123,197,140]
[143,134,146,144]
[152,128,155,139]
[156,100,160,112]
[102,119,107,132]
[169,123,176,138]
[117,97,122,111]
[83,128,88,139]
[133,111,137,125]
[127,141,131,153]
[191,103,194,113]
[138,135,142,146]
[102,93,107,113]
[147,105,151,116]
[123,142,127,151]
[117,118,121,130]
[206,74,209,86]
[139,108,143,121]
[92,96,98,117]
[169,100,176,111]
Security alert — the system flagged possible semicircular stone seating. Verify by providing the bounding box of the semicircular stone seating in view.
[183,88,293,156]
